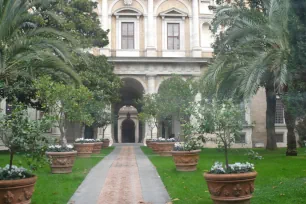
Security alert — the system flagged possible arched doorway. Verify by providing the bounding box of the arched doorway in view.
[122,118,135,143]
[113,77,145,143]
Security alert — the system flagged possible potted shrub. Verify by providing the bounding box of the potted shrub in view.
[0,105,52,204]
[154,137,176,156]
[92,139,103,154]
[74,138,95,157]
[199,99,257,204]
[46,144,77,173]
[101,138,110,148]
[171,137,203,172]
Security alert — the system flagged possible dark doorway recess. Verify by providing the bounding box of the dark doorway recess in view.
[84,125,94,139]
[122,118,135,143]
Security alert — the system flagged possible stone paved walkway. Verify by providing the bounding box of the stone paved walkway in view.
[68,144,171,204]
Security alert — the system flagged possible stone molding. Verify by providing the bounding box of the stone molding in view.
[114,63,202,76]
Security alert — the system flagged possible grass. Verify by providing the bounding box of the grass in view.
[141,147,306,204]
[0,147,114,204]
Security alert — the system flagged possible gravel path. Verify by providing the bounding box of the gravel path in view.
[68,144,171,204]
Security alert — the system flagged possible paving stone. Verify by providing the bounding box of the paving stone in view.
[68,144,171,204]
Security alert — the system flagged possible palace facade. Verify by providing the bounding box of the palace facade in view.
[0,0,289,148]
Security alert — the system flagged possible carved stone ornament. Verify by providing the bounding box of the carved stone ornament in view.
[123,0,132,6]
[171,150,201,172]
[204,171,257,204]
[4,191,14,204]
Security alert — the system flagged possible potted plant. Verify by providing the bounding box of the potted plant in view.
[100,138,109,148]
[92,139,103,154]
[0,105,52,204]
[137,94,159,147]
[74,138,95,157]
[200,99,257,204]
[171,137,203,172]
[153,137,176,156]
[46,144,77,173]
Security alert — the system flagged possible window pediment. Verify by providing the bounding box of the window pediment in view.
[114,8,142,17]
[159,8,188,19]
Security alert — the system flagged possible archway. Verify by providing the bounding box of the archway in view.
[122,118,135,143]
[113,77,145,143]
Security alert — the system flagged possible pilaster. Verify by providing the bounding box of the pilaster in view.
[192,0,201,57]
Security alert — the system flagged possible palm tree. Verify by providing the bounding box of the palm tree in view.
[202,0,296,152]
[0,0,81,101]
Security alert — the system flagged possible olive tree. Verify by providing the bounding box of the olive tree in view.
[137,94,159,139]
[196,99,244,168]
[34,76,94,145]
[0,105,53,171]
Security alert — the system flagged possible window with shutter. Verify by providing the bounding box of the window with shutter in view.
[167,23,180,50]
[121,22,134,49]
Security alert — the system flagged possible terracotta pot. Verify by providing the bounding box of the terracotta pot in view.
[74,143,95,158]
[204,171,257,204]
[101,140,110,148]
[155,142,175,156]
[46,151,77,174]
[150,142,160,153]
[171,150,201,171]
[146,140,153,148]
[92,142,103,154]
[0,176,37,204]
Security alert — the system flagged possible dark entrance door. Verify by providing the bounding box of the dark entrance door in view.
[122,119,135,143]
[84,125,94,139]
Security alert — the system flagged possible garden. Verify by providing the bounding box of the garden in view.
[0,147,114,203]
[141,147,306,204]
[1,0,306,204]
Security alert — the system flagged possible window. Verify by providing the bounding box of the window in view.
[276,133,284,143]
[239,102,247,124]
[167,23,180,50]
[275,99,284,124]
[235,133,246,144]
[121,22,134,49]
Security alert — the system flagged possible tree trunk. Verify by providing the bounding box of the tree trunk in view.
[284,108,298,156]
[102,128,106,139]
[265,85,277,150]
[9,151,14,170]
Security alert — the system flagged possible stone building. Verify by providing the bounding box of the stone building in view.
[0,0,288,148]
[89,0,288,148]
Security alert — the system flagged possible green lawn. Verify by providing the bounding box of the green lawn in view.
[141,147,306,204]
[0,147,114,204]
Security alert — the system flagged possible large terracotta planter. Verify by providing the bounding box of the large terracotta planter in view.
[101,140,110,148]
[0,176,37,204]
[171,150,201,171]
[46,151,77,174]
[150,142,159,153]
[74,143,95,158]
[155,142,175,156]
[92,142,103,154]
[146,140,153,148]
[204,171,257,204]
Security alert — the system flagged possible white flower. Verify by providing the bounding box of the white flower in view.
[66,144,73,149]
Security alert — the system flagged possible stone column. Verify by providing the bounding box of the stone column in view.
[192,0,201,57]
[147,74,156,94]
[147,0,157,56]
[145,74,157,138]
